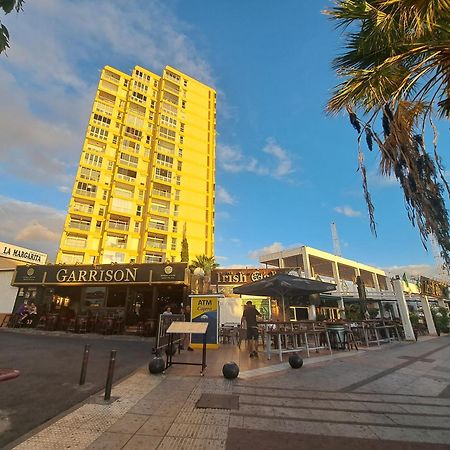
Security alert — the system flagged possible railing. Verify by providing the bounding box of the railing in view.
[103,72,120,83]
[64,239,87,248]
[147,241,166,249]
[69,221,91,231]
[155,159,173,168]
[116,173,136,183]
[157,144,175,155]
[108,242,127,249]
[113,189,134,199]
[151,205,169,214]
[107,222,129,231]
[76,189,96,198]
[119,159,138,168]
[149,223,168,231]
[152,189,171,198]
[154,174,172,183]
[71,204,93,214]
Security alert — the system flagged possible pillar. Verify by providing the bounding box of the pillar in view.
[302,248,312,279]
[308,304,317,321]
[392,278,415,341]
[421,295,437,335]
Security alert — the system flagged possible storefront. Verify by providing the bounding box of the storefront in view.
[11,262,190,335]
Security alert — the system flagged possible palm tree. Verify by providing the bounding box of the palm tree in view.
[1,1,25,54]
[190,255,219,276]
[324,0,450,270]
[190,255,219,294]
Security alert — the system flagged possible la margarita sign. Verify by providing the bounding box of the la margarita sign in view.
[0,241,47,265]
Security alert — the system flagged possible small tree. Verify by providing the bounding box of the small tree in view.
[190,255,219,294]
[180,223,189,263]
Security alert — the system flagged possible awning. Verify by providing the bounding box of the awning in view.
[233,273,336,320]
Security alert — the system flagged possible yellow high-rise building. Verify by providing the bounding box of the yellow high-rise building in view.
[57,65,216,265]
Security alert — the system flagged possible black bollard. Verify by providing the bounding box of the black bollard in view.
[79,344,90,385]
[104,350,117,401]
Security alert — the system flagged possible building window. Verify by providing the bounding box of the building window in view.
[181,100,186,109]
[159,126,176,141]
[136,205,142,216]
[83,153,103,167]
[93,113,111,126]
[89,126,108,141]
[177,161,182,171]
[80,167,100,182]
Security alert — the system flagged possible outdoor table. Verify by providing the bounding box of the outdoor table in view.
[165,321,208,375]
[264,323,307,362]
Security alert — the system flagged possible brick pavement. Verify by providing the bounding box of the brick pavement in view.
[7,335,450,449]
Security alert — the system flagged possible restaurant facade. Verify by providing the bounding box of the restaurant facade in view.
[11,262,190,335]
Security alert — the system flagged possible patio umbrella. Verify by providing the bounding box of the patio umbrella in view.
[233,273,336,321]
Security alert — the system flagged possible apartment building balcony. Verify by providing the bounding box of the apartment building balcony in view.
[116,173,137,183]
[146,240,166,250]
[151,204,170,215]
[152,188,171,199]
[148,222,168,232]
[71,203,94,215]
[75,189,96,198]
[154,174,172,184]
[68,220,91,232]
[145,254,164,263]
[64,237,87,249]
[107,221,129,231]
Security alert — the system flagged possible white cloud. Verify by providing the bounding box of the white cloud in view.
[334,206,362,218]
[248,242,284,260]
[216,186,235,205]
[383,264,448,281]
[0,196,65,259]
[217,138,294,179]
[262,138,293,177]
[368,168,397,188]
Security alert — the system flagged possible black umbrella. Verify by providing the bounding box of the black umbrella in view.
[233,273,336,321]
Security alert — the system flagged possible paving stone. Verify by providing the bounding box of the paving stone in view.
[228,415,244,428]
[106,413,149,434]
[136,416,174,436]
[158,436,226,450]
[85,431,132,450]
[166,422,228,440]
[175,411,230,426]
[122,434,162,450]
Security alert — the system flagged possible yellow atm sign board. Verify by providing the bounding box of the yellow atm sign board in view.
[190,295,222,349]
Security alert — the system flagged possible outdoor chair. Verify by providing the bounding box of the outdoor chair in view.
[36,315,47,330]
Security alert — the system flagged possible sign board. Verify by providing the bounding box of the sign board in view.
[190,295,222,349]
[0,241,47,265]
[420,276,448,299]
[12,262,189,286]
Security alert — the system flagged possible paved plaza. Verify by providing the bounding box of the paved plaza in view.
[3,333,450,449]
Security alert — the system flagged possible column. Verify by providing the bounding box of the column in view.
[302,248,312,279]
[331,261,342,295]
[307,304,317,321]
[392,278,415,341]
[421,295,437,335]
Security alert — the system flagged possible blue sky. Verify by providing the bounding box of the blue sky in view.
[0,0,448,276]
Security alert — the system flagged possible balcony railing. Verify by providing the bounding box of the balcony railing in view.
[151,205,170,214]
[76,189,96,198]
[64,239,87,248]
[152,189,171,198]
[116,173,136,183]
[157,145,175,155]
[107,222,129,231]
[147,241,166,249]
[149,223,168,231]
[108,242,127,249]
[71,204,93,214]
[69,221,91,231]
[119,159,138,168]
[155,159,173,168]
[154,174,172,183]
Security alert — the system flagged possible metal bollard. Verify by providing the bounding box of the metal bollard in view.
[104,350,117,401]
[79,344,90,385]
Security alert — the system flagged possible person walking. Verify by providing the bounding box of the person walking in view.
[241,301,262,358]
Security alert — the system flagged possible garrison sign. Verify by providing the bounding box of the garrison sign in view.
[189,295,222,349]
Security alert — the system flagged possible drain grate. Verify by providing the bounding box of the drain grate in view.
[196,393,239,410]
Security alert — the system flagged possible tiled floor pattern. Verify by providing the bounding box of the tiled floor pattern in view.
[229,383,450,446]
[13,369,162,450]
